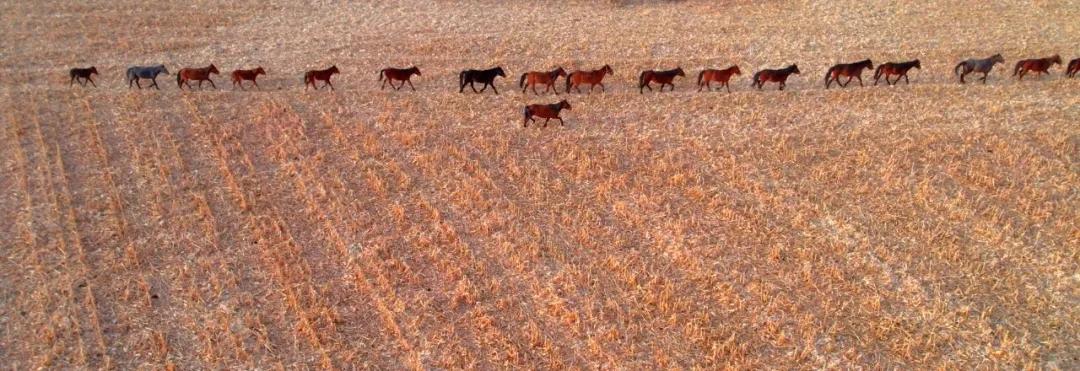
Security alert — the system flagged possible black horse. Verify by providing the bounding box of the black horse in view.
[459,67,506,94]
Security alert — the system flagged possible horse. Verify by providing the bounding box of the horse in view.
[751,64,800,90]
[126,65,170,89]
[639,67,685,93]
[1013,55,1062,80]
[523,100,572,128]
[566,65,614,93]
[824,59,873,88]
[1068,58,1080,78]
[519,67,567,95]
[69,66,98,87]
[874,60,920,85]
[304,65,340,90]
[954,54,1004,84]
[459,67,506,94]
[697,66,741,92]
[231,67,266,90]
[379,66,421,90]
[177,64,220,89]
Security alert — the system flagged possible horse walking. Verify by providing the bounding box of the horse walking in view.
[697,66,741,92]
[379,66,421,90]
[69,66,98,87]
[177,64,220,89]
[1068,58,1080,78]
[824,59,873,88]
[954,54,1004,84]
[304,65,340,90]
[639,67,685,93]
[519,67,567,95]
[459,67,506,94]
[126,64,170,89]
[523,100,572,128]
[874,60,920,85]
[565,65,614,93]
[751,64,800,90]
[231,67,266,90]
[1013,55,1062,80]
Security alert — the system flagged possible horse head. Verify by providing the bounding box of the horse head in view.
[329,65,340,74]
[602,65,614,76]
[558,100,571,110]
[991,54,1005,64]
[862,59,874,70]
[913,60,921,69]
[495,67,506,77]
[675,67,686,77]
[255,67,266,75]
[732,65,742,75]
[790,64,801,74]
[1051,55,1062,65]
[159,65,170,75]
[410,66,422,76]
[554,67,567,77]
[209,64,220,74]
[90,67,99,75]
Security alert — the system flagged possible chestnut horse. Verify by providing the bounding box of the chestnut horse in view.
[874,60,920,85]
[69,66,98,87]
[519,67,567,95]
[751,64,800,90]
[639,67,685,93]
[379,66,421,90]
[459,67,506,94]
[697,66,741,92]
[954,54,1004,84]
[177,64,220,89]
[566,65,613,93]
[523,100,571,128]
[305,65,340,90]
[231,67,265,90]
[1013,55,1062,80]
[1068,58,1080,78]
[824,59,873,88]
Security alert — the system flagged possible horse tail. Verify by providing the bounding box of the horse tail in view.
[176,71,182,87]
[697,70,704,86]
[519,73,527,88]
[750,71,761,86]
[459,71,467,89]
[523,106,532,126]
[954,62,965,77]
[638,71,648,88]
[874,64,884,80]
[378,69,384,82]
[565,72,575,92]
[823,66,835,86]
[1012,61,1022,76]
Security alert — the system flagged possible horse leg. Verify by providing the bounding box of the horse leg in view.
[327,80,335,90]
[70,76,76,86]
[533,85,539,95]
[779,81,785,90]
[543,118,549,128]
[471,82,480,93]
[725,82,731,93]
[558,117,565,126]
[406,80,416,91]
[153,78,161,90]
[88,77,97,87]
[491,84,499,95]
[856,75,863,87]
[903,74,909,85]
[842,76,853,87]
[209,79,217,89]
[981,72,988,84]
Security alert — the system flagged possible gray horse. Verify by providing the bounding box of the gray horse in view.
[954,54,1004,84]
[126,64,170,89]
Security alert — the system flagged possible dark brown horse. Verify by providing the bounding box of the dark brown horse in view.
[177,64,220,89]
[519,67,567,95]
[566,65,614,93]
[69,66,98,87]
[305,65,340,90]
[1068,58,1080,78]
[697,66,741,92]
[639,67,685,93]
[459,67,506,94]
[231,67,265,90]
[1013,55,1062,80]
[874,60,920,85]
[751,64,800,90]
[523,100,571,128]
[379,66,421,90]
[824,59,873,88]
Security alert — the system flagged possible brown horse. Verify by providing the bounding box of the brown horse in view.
[824,59,873,89]
[379,66,421,90]
[519,67,567,95]
[1013,55,1062,80]
[305,65,340,90]
[523,100,571,128]
[874,60,920,85]
[566,65,613,93]
[697,66,741,92]
[177,64,220,89]
[231,67,265,90]
[751,64,800,90]
[639,67,685,93]
[69,66,98,87]
[1068,58,1080,78]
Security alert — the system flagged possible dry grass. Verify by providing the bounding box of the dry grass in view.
[1,0,1078,369]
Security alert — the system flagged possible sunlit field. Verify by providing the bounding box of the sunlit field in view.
[1,0,1077,369]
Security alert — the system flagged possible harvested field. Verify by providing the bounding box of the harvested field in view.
[1,0,1078,369]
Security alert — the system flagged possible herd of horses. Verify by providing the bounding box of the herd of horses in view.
[67,54,1079,127]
